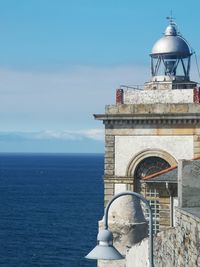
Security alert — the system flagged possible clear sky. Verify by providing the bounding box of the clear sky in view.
[0,0,200,153]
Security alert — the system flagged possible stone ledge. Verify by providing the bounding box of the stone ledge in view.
[95,113,200,126]
[95,103,200,116]
[96,113,200,120]
[104,175,134,184]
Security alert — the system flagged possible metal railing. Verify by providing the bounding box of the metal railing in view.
[120,82,199,91]
[120,84,144,91]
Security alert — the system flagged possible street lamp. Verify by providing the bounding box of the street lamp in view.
[85,191,154,267]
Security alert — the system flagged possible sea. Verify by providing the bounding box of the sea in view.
[0,153,104,267]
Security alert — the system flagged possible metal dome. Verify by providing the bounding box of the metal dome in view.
[151,23,191,58]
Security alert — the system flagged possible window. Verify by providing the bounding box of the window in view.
[145,187,160,234]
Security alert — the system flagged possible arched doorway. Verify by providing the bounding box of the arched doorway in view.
[126,149,177,192]
[134,156,170,192]
[126,150,177,234]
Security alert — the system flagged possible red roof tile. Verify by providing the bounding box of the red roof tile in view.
[142,165,177,180]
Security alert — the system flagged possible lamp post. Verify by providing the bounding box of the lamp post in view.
[85,191,154,267]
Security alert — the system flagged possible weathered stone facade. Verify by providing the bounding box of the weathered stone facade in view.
[154,208,200,267]
[126,207,200,267]
[95,99,200,267]
[95,102,200,208]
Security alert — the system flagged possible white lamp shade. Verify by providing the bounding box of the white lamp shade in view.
[85,243,124,260]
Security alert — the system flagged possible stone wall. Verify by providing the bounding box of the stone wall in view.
[152,159,200,266]
[124,158,200,266]
[154,207,200,267]
[126,208,200,267]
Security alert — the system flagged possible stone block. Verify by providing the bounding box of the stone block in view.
[188,103,200,113]
[105,163,114,171]
[104,194,113,202]
[104,183,114,189]
[105,105,118,114]
[105,151,114,158]
[104,157,114,164]
[193,141,200,148]
[104,188,114,195]
[105,169,114,176]
[105,128,158,136]
[118,104,133,114]
[169,103,189,113]
[194,127,200,135]
[105,141,115,148]
[193,135,200,141]
[134,104,149,114]
[156,127,195,136]
[105,135,115,142]
[105,139,115,145]
[105,146,114,153]
[153,103,170,113]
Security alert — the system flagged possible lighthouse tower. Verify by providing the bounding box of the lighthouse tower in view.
[95,18,200,243]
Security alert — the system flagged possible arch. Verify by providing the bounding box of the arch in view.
[126,149,177,177]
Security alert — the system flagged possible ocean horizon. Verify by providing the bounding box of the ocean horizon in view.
[0,153,104,267]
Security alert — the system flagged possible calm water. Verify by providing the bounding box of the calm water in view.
[0,154,104,267]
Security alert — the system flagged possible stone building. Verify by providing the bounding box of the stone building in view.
[126,158,200,267]
[95,17,200,256]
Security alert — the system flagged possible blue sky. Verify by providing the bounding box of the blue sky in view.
[0,0,200,153]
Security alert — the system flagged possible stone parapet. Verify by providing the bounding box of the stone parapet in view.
[154,207,200,267]
[125,207,200,267]
[124,88,197,105]
[103,103,200,115]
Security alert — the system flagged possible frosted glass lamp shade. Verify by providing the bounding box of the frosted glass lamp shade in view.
[85,229,124,260]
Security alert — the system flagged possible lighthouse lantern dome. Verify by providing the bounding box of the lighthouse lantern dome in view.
[150,20,192,83]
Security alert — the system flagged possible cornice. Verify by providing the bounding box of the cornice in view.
[94,113,200,125]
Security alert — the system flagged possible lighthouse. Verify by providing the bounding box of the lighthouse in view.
[95,18,200,266]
